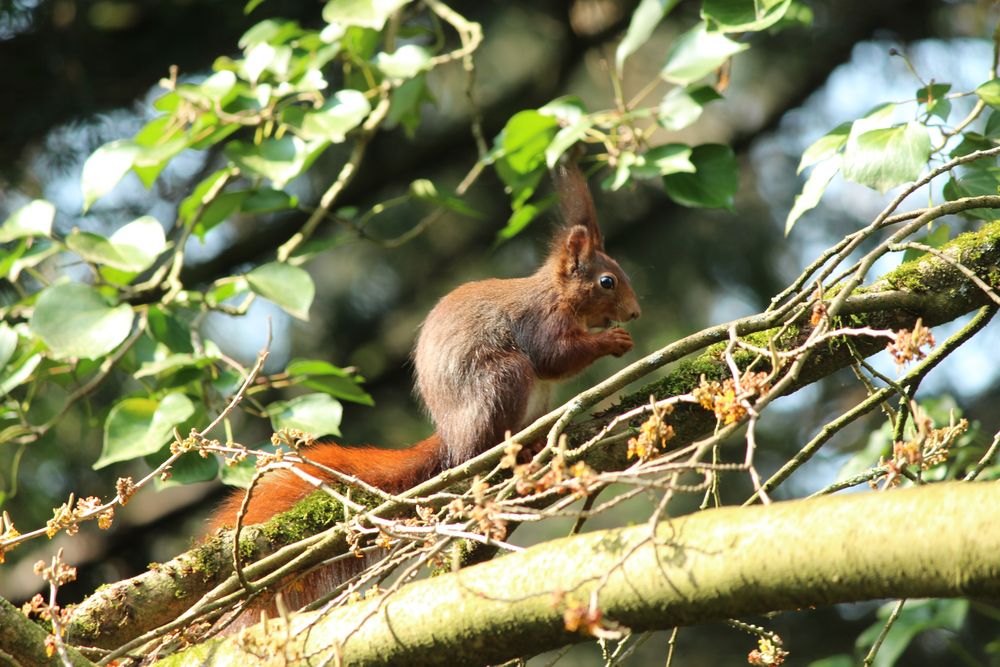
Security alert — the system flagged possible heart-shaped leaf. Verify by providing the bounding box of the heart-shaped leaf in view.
[29,283,135,359]
[95,393,196,468]
[268,393,343,437]
[246,262,315,320]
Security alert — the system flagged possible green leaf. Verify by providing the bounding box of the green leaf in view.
[657,84,722,131]
[949,132,995,160]
[660,22,748,85]
[148,306,195,353]
[243,42,292,83]
[631,144,695,178]
[295,89,371,142]
[95,393,196,468]
[268,393,343,437]
[410,179,482,218]
[135,353,219,379]
[288,358,374,405]
[242,188,299,214]
[374,44,432,80]
[976,78,1000,108]
[219,455,257,488]
[785,155,841,235]
[0,200,55,243]
[615,0,681,74]
[842,121,930,194]
[193,191,248,240]
[3,240,59,282]
[239,19,303,49]
[0,323,17,372]
[662,144,738,209]
[798,121,851,173]
[199,70,238,102]
[0,348,42,396]
[81,140,141,211]
[179,169,234,226]
[246,262,315,320]
[66,216,166,273]
[158,450,219,487]
[496,194,558,242]
[985,110,1000,139]
[701,0,792,32]
[206,277,251,307]
[916,82,951,121]
[386,74,433,136]
[287,359,352,377]
[225,136,327,188]
[943,168,1000,220]
[322,0,409,30]
[545,117,595,169]
[29,283,135,360]
[538,96,587,124]
[500,110,559,175]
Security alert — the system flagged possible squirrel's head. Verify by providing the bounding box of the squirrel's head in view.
[554,225,641,328]
[550,153,641,328]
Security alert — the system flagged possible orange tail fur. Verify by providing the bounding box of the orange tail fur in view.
[207,435,443,532]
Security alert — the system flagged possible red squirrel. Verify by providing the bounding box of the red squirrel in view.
[206,157,640,579]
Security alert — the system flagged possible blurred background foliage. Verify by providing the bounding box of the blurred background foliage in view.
[1,0,1000,664]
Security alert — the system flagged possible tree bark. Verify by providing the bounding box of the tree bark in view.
[155,482,1000,667]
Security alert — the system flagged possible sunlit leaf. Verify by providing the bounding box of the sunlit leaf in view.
[501,110,559,174]
[545,117,594,169]
[66,216,166,273]
[630,144,695,178]
[701,0,792,32]
[660,22,748,85]
[0,323,17,372]
[225,136,327,188]
[295,89,372,142]
[82,140,141,211]
[268,393,343,437]
[615,0,681,74]
[657,84,722,131]
[785,155,840,235]
[95,393,196,468]
[842,121,929,194]
[798,121,851,173]
[246,262,315,320]
[29,283,135,360]
[975,78,1000,108]
[0,200,55,243]
[375,44,432,80]
[322,0,409,30]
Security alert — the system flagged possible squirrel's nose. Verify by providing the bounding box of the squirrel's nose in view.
[626,304,641,321]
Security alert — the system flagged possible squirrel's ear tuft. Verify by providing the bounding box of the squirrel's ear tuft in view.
[554,150,604,251]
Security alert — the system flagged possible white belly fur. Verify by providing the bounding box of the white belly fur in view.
[524,380,552,426]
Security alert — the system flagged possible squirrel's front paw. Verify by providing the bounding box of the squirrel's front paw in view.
[603,327,634,357]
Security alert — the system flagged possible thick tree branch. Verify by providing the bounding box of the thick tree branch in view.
[0,596,92,667]
[156,482,1000,666]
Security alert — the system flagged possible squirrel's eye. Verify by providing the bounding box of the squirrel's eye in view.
[599,274,616,289]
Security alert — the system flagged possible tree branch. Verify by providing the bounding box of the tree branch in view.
[156,482,1000,667]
